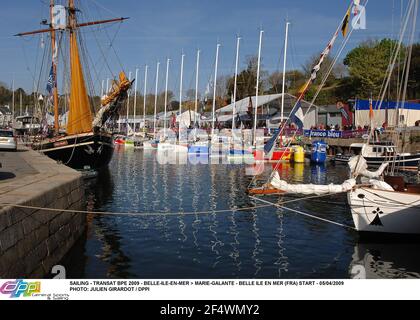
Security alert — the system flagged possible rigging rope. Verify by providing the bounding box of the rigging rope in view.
[0,189,351,218]
[249,196,356,230]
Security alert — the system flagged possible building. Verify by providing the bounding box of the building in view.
[215,93,317,129]
[355,99,420,128]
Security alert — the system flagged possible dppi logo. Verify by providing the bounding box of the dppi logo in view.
[0,280,41,298]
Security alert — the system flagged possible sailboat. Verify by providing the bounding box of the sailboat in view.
[254,22,292,163]
[250,0,420,235]
[347,0,420,235]
[17,1,131,170]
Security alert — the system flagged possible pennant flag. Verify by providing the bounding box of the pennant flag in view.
[310,31,339,84]
[46,64,55,95]
[340,107,350,121]
[341,8,351,37]
[264,128,279,155]
[290,101,305,129]
[369,98,374,119]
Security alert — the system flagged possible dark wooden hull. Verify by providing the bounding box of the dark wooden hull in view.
[33,132,114,170]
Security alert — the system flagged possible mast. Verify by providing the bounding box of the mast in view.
[143,65,148,131]
[281,22,290,124]
[12,77,15,122]
[126,71,132,135]
[194,49,200,127]
[232,36,241,131]
[212,43,221,135]
[179,53,185,124]
[133,68,139,132]
[253,30,264,147]
[67,0,93,135]
[20,91,22,116]
[101,79,105,97]
[153,62,160,137]
[50,0,59,134]
[164,58,171,137]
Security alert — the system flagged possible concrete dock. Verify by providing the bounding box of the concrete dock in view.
[0,147,86,278]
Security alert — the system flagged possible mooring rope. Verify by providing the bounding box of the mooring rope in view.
[0,191,353,231]
[249,196,356,230]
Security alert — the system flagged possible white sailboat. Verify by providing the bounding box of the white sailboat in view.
[347,0,420,235]
[188,49,210,155]
[144,62,161,150]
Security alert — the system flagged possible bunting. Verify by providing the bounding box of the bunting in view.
[342,8,351,37]
[46,64,55,96]
[289,101,305,129]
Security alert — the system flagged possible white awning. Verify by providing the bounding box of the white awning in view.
[216,94,283,114]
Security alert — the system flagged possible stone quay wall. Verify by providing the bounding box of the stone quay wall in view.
[0,148,86,278]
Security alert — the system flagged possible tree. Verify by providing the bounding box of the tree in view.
[266,69,306,94]
[408,43,420,99]
[343,39,401,98]
[303,54,345,87]
[185,89,198,102]
[226,55,266,102]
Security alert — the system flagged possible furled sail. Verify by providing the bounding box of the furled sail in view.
[67,31,93,135]
[263,156,392,196]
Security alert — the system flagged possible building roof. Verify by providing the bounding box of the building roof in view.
[215,93,317,116]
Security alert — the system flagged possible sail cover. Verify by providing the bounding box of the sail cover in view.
[269,171,356,195]
[67,32,93,135]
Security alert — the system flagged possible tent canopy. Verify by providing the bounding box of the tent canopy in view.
[177,110,201,128]
[215,93,316,117]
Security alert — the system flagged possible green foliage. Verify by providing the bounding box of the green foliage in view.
[226,56,265,102]
[343,39,400,98]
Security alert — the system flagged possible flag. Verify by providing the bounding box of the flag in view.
[264,128,279,155]
[46,64,55,96]
[369,98,374,120]
[341,8,351,37]
[340,107,350,121]
[290,101,305,129]
[310,31,339,84]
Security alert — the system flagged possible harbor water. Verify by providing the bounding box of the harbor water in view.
[62,148,420,279]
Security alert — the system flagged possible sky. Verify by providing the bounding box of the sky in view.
[0,0,418,97]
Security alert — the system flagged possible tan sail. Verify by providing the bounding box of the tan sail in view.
[67,31,93,135]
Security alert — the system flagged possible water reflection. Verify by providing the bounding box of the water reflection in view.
[350,241,420,279]
[61,150,420,279]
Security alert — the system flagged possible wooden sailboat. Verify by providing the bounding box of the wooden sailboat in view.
[16,1,131,170]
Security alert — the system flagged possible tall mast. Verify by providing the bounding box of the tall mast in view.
[126,71,132,135]
[232,36,241,131]
[153,62,160,137]
[20,91,22,116]
[50,0,59,133]
[253,29,264,147]
[179,53,185,122]
[101,79,105,97]
[143,65,148,130]
[164,58,170,137]
[12,77,15,122]
[133,68,139,132]
[281,22,290,124]
[212,43,221,135]
[194,49,200,127]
